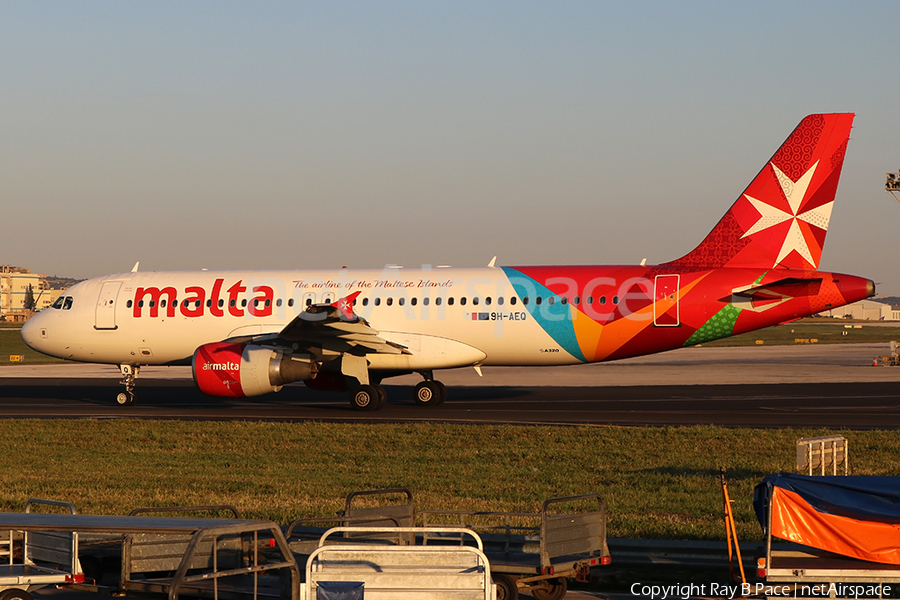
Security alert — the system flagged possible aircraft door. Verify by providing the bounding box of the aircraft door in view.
[95,281,122,330]
[653,274,680,326]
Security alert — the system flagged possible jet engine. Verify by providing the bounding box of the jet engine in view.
[192,342,317,397]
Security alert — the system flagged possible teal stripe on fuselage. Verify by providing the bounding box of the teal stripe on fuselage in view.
[501,267,586,362]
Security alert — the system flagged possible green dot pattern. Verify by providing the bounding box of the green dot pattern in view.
[684,303,742,346]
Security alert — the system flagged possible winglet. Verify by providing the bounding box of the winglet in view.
[331,291,362,320]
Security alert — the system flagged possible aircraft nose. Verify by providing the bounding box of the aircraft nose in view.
[20,314,44,351]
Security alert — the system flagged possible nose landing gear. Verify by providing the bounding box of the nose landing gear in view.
[116,364,139,406]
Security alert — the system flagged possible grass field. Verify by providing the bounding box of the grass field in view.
[703,320,900,347]
[0,328,67,364]
[2,319,899,544]
[0,420,894,542]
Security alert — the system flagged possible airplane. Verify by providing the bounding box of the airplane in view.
[21,113,874,411]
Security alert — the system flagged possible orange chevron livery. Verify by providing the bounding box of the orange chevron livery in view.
[22,113,874,410]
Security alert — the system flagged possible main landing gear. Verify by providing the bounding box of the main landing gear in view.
[414,371,446,407]
[347,371,446,411]
[349,384,388,411]
[116,364,139,406]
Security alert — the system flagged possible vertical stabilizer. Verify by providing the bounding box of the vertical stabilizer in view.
[665,113,854,270]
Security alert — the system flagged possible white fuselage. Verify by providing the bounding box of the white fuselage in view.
[22,266,580,372]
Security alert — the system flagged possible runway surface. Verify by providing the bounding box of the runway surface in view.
[2,343,900,428]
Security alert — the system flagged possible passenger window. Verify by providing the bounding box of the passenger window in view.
[219,299,225,307]
[387,297,393,306]
[561,297,567,305]
[498,297,504,306]
[276,299,282,307]
[241,299,247,308]
[305,298,312,307]
[587,296,593,304]
[485,297,492,305]
[206,299,212,307]
[265,299,271,307]
[173,299,179,307]
[126,300,133,309]
[510,297,516,306]
[599,296,606,305]
[448,297,454,306]
[435,297,442,306]
[411,298,417,306]
[523,297,529,305]
[535,297,542,305]
[288,298,294,307]
[149,300,156,308]
[613,296,619,305]
[375,298,381,306]
[399,298,405,306]
[460,297,467,306]
[472,297,478,306]
[574,296,580,305]
[423,298,429,306]
[138,300,144,308]
[363,298,369,306]
[548,297,555,305]
[161,300,167,307]
[230,299,236,307]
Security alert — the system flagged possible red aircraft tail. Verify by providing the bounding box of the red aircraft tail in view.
[665,113,854,270]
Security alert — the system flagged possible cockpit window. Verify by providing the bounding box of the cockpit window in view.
[51,296,65,309]
[63,296,74,310]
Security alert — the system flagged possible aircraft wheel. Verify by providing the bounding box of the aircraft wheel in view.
[350,385,380,411]
[414,381,443,407]
[116,391,135,406]
[0,588,34,600]
[373,384,387,408]
[492,573,519,600]
[531,577,567,600]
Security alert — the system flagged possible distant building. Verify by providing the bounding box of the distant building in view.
[0,266,66,322]
[816,299,899,321]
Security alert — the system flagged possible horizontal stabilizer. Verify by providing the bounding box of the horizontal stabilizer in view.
[732,277,823,301]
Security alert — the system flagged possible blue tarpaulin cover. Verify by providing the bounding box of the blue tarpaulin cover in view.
[754,473,900,525]
[316,581,364,600]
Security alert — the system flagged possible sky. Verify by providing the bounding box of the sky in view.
[3,2,900,293]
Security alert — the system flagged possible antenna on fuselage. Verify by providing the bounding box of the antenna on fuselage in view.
[131,262,140,273]
[487,256,497,268]
[640,258,647,266]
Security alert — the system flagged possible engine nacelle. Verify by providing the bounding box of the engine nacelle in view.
[192,342,317,398]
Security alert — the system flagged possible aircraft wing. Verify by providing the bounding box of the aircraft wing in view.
[267,291,409,356]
